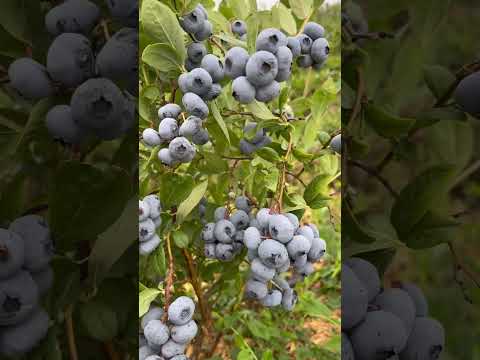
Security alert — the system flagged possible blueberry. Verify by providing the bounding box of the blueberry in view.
[328,134,341,154]
[454,71,480,117]
[185,58,199,72]
[203,83,222,101]
[187,42,207,63]
[311,38,330,64]
[158,103,182,120]
[296,225,314,243]
[275,68,291,82]
[70,78,126,135]
[250,258,275,282]
[168,296,195,325]
[143,195,162,218]
[230,210,250,230]
[139,200,151,221]
[158,148,178,167]
[141,306,164,330]
[145,356,165,360]
[372,288,416,334]
[139,345,155,360]
[268,215,295,243]
[273,275,290,290]
[204,243,216,258]
[139,219,156,243]
[345,257,381,301]
[214,207,228,222]
[179,116,203,138]
[168,137,196,163]
[194,20,213,41]
[341,264,368,330]
[398,282,429,317]
[201,54,224,83]
[192,129,210,145]
[245,279,268,299]
[342,333,355,360]
[233,230,245,243]
[201,223,216,243]
[215,243,235,261]
[243,227,262,250]
[0,308,49,357]
[303,22,325,40]
[8,58,54,100]
[293,254,308,269]
[255,28,288,54]
[144,319,170,349]
[171,320,198,344]
[231,20,247,36]
[297,34,313,54]
[256,208,271,230]
[400,317,444,360]
[287,235,311,259]
[105,0,138,27]
[152,216,162,228]
[297,54,313,68]
[255,80,280,103]
[214,219,236,243]
[0,271,39,326]
[158,118,179,141]
[235,196,251,212]
[182,92,209,119]
[187,68,213,96]
[45,0,100,36]
[258,239,289,269]
[180,6,207,34]
[308,236,326,261]
[281,287,298,311]
[247,249,258,261]
[286,37,301,58]
[224,47,249,79]
[161,339,187,359]
[0,229,25,280]
[139,234,161,256]
[306,223,320,238]
[350,311,408,360]
[96,27,138,83]
[178,73,190,93]
[142,128,161,147]
[170,356,188,360]
[46,105,86,144]
[9,215,53,272]
[260,289,282,307]
[232,76,256,104]
[276,257,291,273]
[239,139,257,154]
[31,267,54,297]
[284,213,299,231]
[47,33,94,88]
[276,46,293,72]
[246,51,279,87]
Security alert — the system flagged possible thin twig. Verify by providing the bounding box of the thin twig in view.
[349,159,399,199]
[286,171,306,187]
[65,305,79,360]
[453,159,480,187]
[210,36,226,56]
[276,134,294,211]
[100,19,110,40]
[348,66,365,126]
[448,242,480,288]
[163,232,175,321]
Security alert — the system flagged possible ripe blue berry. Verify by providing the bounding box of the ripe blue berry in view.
[8,58,54,100]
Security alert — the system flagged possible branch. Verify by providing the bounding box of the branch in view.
[210,36,226,56]
[348,66,365,126]
[163,232,175,322]
[65,305,79,360]
[276,134,294,211]
[286,171,306,187]
[349,159,399,199]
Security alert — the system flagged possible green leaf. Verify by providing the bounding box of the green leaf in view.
[172,230,190,248]
[207,9,230,34]
[139,288,161,317]
[343,203,376,244]
[414,108,467,130]
[289,0,314,19]
[303,175,331,209]
[211,101,230,145]
[140,0,186,63]
[273,3,297,35]
[80,301,118,341]
[142,43,183,75]
[88,198,137,286]
[158,173,195,209]
[213,33,247,48]
[364,104,415,139]
[0,0,30,43]
[391,165,456,238]
[247,101,278,120]
[176,180,208,223]
[256,147,281,163]
[423,65,455,100]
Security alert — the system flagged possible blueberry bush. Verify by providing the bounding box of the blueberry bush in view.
[342,1,480,358]
[138,0,341,359]
[0,0,138,359]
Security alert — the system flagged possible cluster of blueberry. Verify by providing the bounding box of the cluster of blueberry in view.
[229,22,329,105]
[179,4,212,43]
[239,122,272,155]
[454,71,480,119]
[139,195,163,256]
[139,297,198,360]
[8,0,137,145]
[201,196,253,262]
[342,257,445,360]
[243,210,326,310]
[0,215,54,356]
[142,102,209,166]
